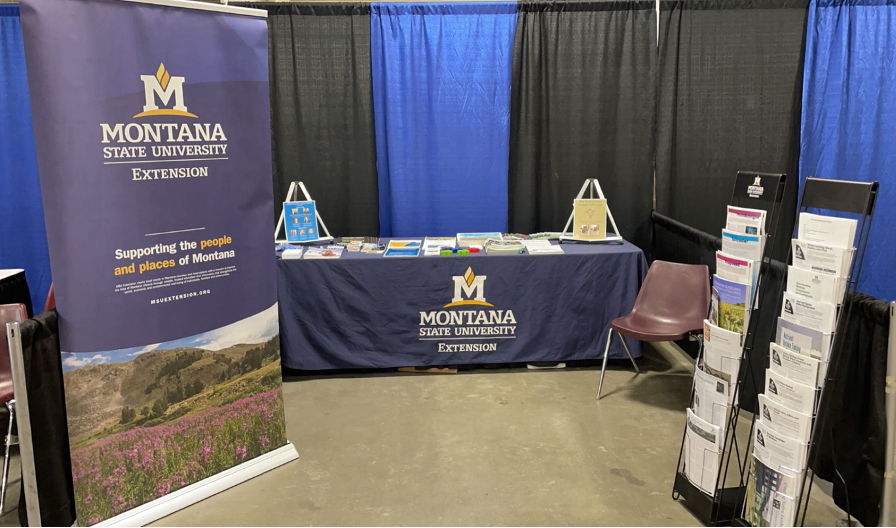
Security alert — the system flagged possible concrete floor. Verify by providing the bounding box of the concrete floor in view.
[1,343,847,526]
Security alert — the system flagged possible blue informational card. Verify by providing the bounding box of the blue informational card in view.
[284,200,320,243]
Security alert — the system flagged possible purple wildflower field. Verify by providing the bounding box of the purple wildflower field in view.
[71,387,286,525]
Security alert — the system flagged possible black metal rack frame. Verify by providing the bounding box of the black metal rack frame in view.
[672,172,789,526]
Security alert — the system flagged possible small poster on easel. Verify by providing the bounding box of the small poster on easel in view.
[284,200,320,243]
[573,199,607,241]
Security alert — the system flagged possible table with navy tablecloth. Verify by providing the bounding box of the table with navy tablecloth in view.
[277,240,648,370]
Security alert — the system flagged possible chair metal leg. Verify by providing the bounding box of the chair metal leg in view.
[597,328,614,400]
[618,336,640,374]
[1,400,15,513]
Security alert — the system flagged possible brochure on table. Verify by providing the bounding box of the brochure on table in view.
[385,240,422,258]
[423,237,456,256]
[303,246,344,259]
[573,199,607,241]
[457,232,502,248]
[522,239,564,255]
[284,200,320,243]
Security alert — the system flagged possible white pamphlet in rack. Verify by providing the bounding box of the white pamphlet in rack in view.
[798,212,857,248]
[274,181,334,244]
[560,179,623,243]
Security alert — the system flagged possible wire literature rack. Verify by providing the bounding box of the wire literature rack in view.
[729,177,878,527]
[672,172,788,526]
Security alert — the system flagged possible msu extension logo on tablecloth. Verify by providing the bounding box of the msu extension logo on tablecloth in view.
[418,267,517,353]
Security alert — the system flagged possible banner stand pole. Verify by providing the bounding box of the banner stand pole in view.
[882,301,895,526]
[6,322,41,527]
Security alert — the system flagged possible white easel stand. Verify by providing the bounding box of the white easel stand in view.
[560,178,624,243]
[274,181,334,245]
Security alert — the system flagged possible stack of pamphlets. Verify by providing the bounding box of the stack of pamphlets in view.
[484,239,525,254]
[502,233,530,240]
[280,248,304,260]
[303,245,344,259]
[384,240,421,258]
[457,232,502,248]
[361,243,385,254]
[745,211,856,526]
[685,205,766,499]
[423,237,456,256]
[522,239,564,255]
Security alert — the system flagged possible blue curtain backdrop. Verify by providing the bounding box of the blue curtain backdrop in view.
[371,2,517,237]
[0,5,50,311]
[800,0,895,301]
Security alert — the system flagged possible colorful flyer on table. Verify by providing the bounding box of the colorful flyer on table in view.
[284,200,319,243]
[384,239,422,258]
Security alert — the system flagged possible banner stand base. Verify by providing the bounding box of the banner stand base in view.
[96,443,299,527]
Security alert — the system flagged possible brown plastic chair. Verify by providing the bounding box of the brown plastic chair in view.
[0,304,27,511]
[597,261,710,399]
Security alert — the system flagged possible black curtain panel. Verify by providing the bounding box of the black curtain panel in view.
[810,294,889,527]
[656,0,808,260]
[255,2,379,237]
[508,0,656,251]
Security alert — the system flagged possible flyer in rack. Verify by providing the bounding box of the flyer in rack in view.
[786,265,846,305]
[769,343,822,388]
[684,409,722,494]
[775,317,831,362]
[721,229,764,261]
[798,212,857,248]
[712,275,751,335]
[765,369,816,415]
[703,320,742,391]
[745,456,798,527]
[758,393,812,443]
[753,419,807,474]
[726,206,767,235]
[716,251,758,302]
[791,239,853,276]
[693,367,729,430]
[781,292,836,333]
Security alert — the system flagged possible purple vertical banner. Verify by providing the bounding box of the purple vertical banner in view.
[19,0,294,524]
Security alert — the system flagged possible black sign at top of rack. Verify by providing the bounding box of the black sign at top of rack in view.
[730,171,786,210]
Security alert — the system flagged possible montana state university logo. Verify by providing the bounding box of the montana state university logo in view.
[748,175,765,198]
[445,267,493,308]
[418,267,517,352]
[134,63,197,119]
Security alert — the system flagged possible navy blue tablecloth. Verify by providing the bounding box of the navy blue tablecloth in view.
[277,240,648,370]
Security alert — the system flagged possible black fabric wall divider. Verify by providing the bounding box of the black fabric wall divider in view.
[249,2,379,237]
[656,0,808,261]
[508,0,656,252]
[810,293,889,527]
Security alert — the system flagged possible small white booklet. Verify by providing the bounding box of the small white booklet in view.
[684,409,722,495]
[522,239,563,255]
[798,212,857,248]
[754,419,808,475]
[280,248,304,260]
[769,343,822,388]
[726,206,767,235]
[791,239,854,276]
[722,229,765,261]
[775,317,832,362]
[766,368,816,415]
[694,367,730,430]
[758,393,812,443]
[781,292,836,333]
[703,320,742,394]
[786,266,846,305]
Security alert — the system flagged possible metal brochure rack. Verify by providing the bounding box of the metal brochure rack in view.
[672,172,788,526]
[738,177,877,527]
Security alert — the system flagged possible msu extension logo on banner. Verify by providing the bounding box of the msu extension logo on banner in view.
[135,63,197,118]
